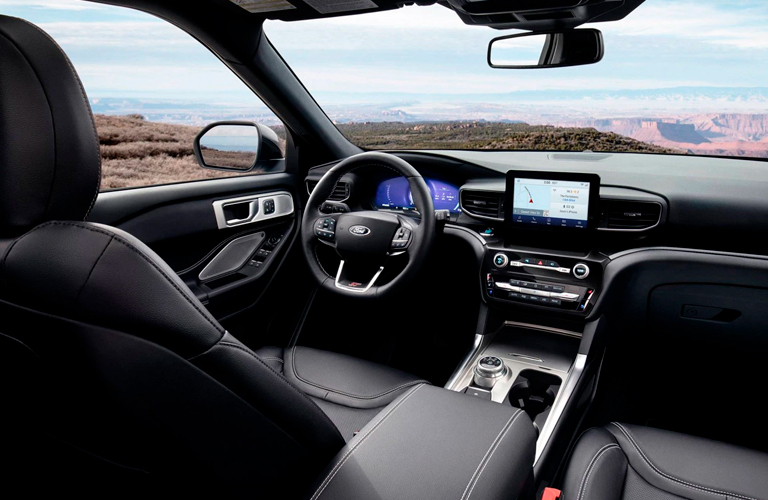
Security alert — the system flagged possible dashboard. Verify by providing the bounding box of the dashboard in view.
[374,177,461,214]
[306,149,768,317]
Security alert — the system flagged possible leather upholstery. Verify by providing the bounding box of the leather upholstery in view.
[0,16,100,238]
[285,346,429,408]
[2,221,223,358]
[257,346,430,440]
[305,384,537,500]
[0,16,351,496]
[561,423,768,500]
[0,221,348,490]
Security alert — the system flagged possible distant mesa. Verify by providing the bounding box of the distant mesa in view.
[631,121,710,145]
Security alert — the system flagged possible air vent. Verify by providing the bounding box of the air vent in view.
[600,200,662,230]
[306,180,350,201]
[461,190,504,220]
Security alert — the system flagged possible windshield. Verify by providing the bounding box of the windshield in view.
[265,1,768,159]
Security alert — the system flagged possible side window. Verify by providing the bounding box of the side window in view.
[9,1,285,191]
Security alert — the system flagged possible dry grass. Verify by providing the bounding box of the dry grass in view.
[96,114,269,190]
[200,148,257,170]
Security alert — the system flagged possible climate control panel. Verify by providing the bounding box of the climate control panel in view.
[484,249,603,315]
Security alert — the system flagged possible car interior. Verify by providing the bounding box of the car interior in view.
[1,0,767,499]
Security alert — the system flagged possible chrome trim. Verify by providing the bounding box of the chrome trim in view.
[333,260,384,293]
[535,353,586,464]
[493,253,509,268]
[494,283,579,301]
[444,334,485,391]
[503,320,582,339]
[212,191,294,229]
[573,262,590,279]
[597,200,663,233]
[509,353,544,363]
[508,261,571,274]
[459,188,505,222]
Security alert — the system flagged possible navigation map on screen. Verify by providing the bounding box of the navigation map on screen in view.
[511,177,591,229]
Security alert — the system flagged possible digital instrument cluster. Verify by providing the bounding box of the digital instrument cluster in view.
[375,177,461,214]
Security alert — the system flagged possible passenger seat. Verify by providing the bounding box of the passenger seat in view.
[559,422,768,500]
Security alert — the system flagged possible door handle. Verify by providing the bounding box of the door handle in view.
[212,191,294,229]
[223,200,258,226]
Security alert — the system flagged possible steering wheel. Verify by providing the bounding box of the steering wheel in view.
[301,152,436,298]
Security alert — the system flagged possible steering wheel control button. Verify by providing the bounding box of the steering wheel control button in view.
[493,253,509,268]
[315,218,337,241]
[573,263,590,279]
[473,356,507,389]
[391,227,412,250]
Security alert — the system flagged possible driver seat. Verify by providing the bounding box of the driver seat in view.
[0,15,426,498]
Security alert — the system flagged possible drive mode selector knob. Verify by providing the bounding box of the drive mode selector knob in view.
[493,253,509,268]
[573,263,590,279]
[473,356,506,389]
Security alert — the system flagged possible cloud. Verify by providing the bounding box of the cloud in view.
[37,21,185,47]
[602,1,768,50]
[0,0,104,10]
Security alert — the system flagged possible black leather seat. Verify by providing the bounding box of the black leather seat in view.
[256,346,428,441]
[560,423,768,500]
[0,14,425,498]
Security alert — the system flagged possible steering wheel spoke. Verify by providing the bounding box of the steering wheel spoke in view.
[334,260,385,293]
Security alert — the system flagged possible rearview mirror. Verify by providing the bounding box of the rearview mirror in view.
[488,29,603,69]
[194,121,284,172]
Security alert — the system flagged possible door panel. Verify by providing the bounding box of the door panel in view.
[88,173,300,322]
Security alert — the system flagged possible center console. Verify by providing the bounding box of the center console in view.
[307,384,536,500]
[482,170,606,316]
[446,170,607,469]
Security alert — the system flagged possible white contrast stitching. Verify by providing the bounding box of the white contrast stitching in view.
[291,346,429,400]
[259,357,284,363]
[310,384,424,500]
[611,423,757,500]
[463,409,525,500]
[577,444,620,500]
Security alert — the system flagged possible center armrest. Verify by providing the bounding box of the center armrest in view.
[305,384,536,500]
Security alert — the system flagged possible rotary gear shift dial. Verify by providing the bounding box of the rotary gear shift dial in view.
[473,356,506,389]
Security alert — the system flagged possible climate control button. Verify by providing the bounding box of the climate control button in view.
[493,253,509,268]
[573,263,590,279]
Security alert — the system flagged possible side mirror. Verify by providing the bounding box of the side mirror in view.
[488,29,604,69]
[193,121,284,172]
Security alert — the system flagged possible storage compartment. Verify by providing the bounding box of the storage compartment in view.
[507,369,562,432]
[308,385,536,500]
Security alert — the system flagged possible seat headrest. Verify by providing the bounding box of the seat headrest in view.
[0,16,101,238]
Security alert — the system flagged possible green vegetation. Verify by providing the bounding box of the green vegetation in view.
[338,121,680,154]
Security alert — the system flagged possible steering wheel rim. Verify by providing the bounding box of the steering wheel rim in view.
[301,151,435,299]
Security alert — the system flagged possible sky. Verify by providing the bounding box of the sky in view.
[2,0,768,121]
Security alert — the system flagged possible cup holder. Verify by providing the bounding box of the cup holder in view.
[507,369,562,432]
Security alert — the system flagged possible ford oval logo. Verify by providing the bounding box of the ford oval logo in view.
[349,225,371,236]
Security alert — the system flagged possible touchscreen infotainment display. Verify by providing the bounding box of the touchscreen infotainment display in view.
[505,171,600,230]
